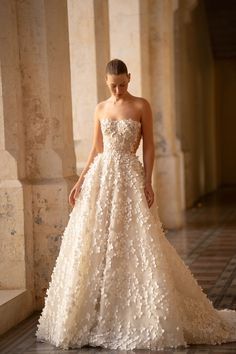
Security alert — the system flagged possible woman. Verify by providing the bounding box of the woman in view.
[69,59,155,210]
[36,59,236,351]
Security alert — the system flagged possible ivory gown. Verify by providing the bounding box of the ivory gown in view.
[35,118,236,350]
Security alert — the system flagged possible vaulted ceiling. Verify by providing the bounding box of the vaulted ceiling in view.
[204,0,236,59]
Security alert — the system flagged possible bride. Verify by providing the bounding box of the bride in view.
[35,58,236,351]
[69,60,155,210]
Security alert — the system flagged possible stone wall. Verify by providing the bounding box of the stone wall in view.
[174,0,217,207]
[215,59,236,185]
[0,0,77,325]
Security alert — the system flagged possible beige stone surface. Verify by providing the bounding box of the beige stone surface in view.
[0,289,33,335]
[67,0,109,174]
[108,0,151,119]
[15,0,77,308]
[0,1,32,294]
[0,0,77,318]
[149,0,185,228]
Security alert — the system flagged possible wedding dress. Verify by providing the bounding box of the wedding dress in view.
[35,118,236,351]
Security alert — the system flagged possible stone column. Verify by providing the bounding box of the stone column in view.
[149,0,185,229]
[67,0,110,174]
[108,0,150,161]
[0,0,34,334]
[108,0,150,99]
[16,0,77,308]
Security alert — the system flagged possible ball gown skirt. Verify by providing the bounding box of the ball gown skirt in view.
[35,118,236,350]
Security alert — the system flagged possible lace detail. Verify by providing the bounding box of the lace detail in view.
[35,118,236,350]
[100,118,142,155]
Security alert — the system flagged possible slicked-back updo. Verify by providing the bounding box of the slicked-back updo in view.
[105,59,128,75]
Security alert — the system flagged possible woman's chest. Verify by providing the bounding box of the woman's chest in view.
[103,107,141,121]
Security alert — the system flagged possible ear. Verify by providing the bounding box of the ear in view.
[128,73,131,81]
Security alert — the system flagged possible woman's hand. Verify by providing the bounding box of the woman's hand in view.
[68,179,84,207]
[144,181,154,208]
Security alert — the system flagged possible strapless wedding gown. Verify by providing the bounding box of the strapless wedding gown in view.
[35,118,236,350]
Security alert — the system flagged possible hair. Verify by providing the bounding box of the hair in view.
[105,58,128,75]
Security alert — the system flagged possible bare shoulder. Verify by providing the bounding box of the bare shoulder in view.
[95,100,107,112]
[130,95,150,109]
[132,96,152,123]
[93,100,106,122]
[137,96,151,109]
[94,99,110,121]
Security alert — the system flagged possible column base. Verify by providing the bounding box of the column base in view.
[0,289,34,336]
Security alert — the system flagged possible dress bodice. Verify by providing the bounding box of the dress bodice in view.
[100,118,142,155]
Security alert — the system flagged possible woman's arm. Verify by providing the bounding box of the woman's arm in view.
[69,104,103,206]
[77,104,103,184]
[141,98,155,207]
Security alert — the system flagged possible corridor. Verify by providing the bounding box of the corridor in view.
[0,187,235,354]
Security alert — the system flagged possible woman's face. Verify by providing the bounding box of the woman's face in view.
[106,73,130,98]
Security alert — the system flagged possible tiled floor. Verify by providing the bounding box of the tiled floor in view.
[0,187,236,354]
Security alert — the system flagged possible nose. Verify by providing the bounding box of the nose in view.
[116,86,121,94]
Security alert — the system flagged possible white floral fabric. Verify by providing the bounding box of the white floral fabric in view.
[35,118,236,350]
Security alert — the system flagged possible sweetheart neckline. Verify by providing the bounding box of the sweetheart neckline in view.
[100,118,141,125]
